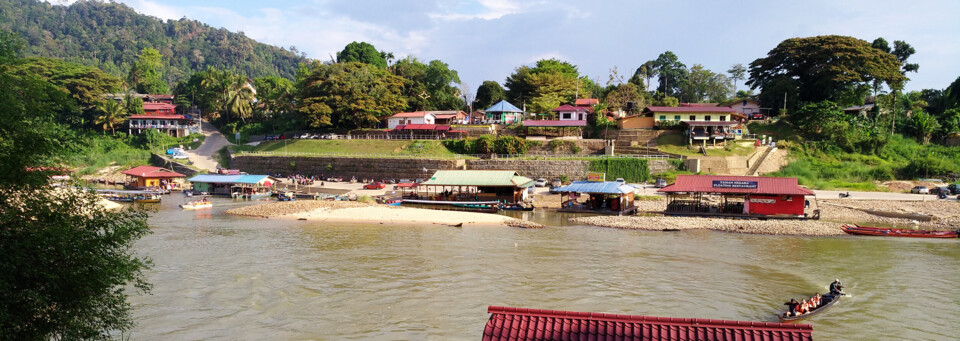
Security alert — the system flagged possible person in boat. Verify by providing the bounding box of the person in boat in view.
[829,279,844,296]
[811,293,821,308]
[783,298,800,317]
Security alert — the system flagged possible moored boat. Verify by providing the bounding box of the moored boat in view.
[779,293,841,322]
[841,224,959,238]
[277,191,296,201]
[134,193,162,203]
[180,200,212,210]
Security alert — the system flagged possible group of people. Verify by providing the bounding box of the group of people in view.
[783,280,844,318]
[288,174,316,186]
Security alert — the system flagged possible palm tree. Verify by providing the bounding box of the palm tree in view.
[95,99,128,135]
[226,78,254,123]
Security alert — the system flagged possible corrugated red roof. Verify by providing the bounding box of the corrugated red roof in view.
[121,166,184,178]
[523,120,588,127]
[575,98,600,106]
[129,114,188,120]
[659,175,814,196]
[483,306,813,341]
[552,104,590,112]
[143,102,177,110]
[394,124,451,131]
[680,103,719,107]
[390,111,433,118]
[645,106,737,113]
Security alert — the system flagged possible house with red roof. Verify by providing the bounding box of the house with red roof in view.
[386,111,436,129]
[482,306,813,341]
[121,166,185,190]
[142,102,177,115]
[618,106,747,144]
[658,175,815,218]
[128,113,193,137]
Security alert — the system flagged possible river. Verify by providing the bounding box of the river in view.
[130,197,960,340]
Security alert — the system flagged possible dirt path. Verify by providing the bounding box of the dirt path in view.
[184,121,232,171]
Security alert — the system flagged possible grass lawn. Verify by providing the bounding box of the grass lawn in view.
[656,131,755,157]
[244,139,460,157]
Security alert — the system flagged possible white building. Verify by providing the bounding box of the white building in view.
[387,112,436,129]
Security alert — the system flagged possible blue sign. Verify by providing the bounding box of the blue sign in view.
[712,180,758,189]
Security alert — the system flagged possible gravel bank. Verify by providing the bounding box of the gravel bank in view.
[571,215,844,236]
[818,199,960,230]
[225,200,541,228]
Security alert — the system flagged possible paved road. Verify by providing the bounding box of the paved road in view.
[185,121,232,171]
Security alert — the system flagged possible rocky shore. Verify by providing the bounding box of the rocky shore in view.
[225,200,543,228]
[571,215,845,236]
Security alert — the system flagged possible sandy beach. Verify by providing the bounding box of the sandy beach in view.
[225,200,543,228]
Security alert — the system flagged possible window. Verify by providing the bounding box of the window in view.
[659,115,666,121]
[719,116,726,121]
[704,115,712,121]
[689,115,696,121]
[781,195,793,201]
[674,115,681,121]
[562,113,572,119]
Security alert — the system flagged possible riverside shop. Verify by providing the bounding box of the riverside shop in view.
[658,175,816,219]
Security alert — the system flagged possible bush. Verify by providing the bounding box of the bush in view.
[494,135,527,154]
[589,158,650,183]
[902,156,955,178]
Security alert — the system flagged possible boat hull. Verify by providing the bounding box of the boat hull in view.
[841,224,959,238]
[779,293,841,322]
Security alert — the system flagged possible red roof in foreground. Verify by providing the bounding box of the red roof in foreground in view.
[393,124,451,131]
[659,175,814,196]
[483,306,812,341]
[121,166,184,178]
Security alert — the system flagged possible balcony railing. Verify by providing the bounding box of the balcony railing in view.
[130,124,193,129]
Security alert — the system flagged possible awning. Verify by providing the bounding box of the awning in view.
[553,181,638,194]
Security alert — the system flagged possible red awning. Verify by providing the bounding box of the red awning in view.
[396,182,418,188]
[483,306,812,341]
[659,175,814,196]
[121,166,185,178]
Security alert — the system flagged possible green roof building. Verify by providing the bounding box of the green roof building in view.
[421,170,534,203]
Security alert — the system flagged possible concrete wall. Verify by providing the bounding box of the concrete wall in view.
[232,155,464,180]
[150,153,199,177]
[232,155,677,183]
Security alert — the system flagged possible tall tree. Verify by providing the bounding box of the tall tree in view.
[128,47,168,94]
[747,35,906,105]
[391,57,463,110]
[727,63,747,96]
[503,59,594,113]
[0,30,151,340]
[94,99,128,135]
[909,110,940,144]
[683,64,733,103]
[252,76,295,118]
[603,82,644,114]
[648,52,687,99]
[296,61,407,128]
[336,41,388,69]
[226,79,254,123]
[474,80,505,111]
[630,61,656,90]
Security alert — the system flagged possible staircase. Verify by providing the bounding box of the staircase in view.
[614,129,671,156]
[745,146,774,176]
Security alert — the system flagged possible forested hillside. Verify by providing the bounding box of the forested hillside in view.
[0,0,307,86]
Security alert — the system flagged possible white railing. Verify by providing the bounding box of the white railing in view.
[130,124,193,130]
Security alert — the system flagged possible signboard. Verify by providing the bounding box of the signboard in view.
[587,172,605,182]
[749,198,776,204]
[712,180,758,189]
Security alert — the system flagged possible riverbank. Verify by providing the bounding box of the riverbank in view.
[571,215,845,236]
[225,200,543,228]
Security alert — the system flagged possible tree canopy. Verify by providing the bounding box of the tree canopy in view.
[747,35,906,104]
[128,48,168,94]
[504,59,595,113]
[474,81,505,111]
[336,41,388,69]
[296,61,407,129]
[392,57,462,110]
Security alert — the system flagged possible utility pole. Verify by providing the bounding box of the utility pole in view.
[783,92,787,112]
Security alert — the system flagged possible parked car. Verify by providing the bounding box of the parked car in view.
[398,179,412,184]
[382,178,396,184]
[615,178,625,183]
[551,179,562,188]
[363,182,386,190]
[171,152,189,160]
[535,178,547,187]
[326,133,339,140]
[414,178,425,184]
[166,147,184,155]
[948,183,960,195]
[297,133,311,139]
[655,178,668,188]
[910,186,929,194]
[930,186,951,195]
[750,113,766,120]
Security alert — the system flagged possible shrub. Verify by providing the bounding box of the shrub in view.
[589,158,650,183]
[494,135,527,154]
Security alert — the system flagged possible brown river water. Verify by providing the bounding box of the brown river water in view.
[129,197,960,340]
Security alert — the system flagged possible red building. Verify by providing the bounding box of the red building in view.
[143,102,177,115]
[658,175,814,218]
[483,306,812,341]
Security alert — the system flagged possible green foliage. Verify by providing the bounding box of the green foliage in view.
[647,51,688,99]
[252,76,295,118]
[907,110,940,144]
[392,57,463,110]
[63,134,151,175]
[493,136,527,154]
[504,59,594,114]
[442,135,528,154]
[336,41,388,68]
[474,80,505,110]
[0,33,151,338]
[296,61,407,129]
[0,0,306,82]
[559,174,569,183]
[475,135,495,154]
[94,99,128,135]
[748,35,906,105]
[682,64,733,103]
[128,47,168,94]
[603,82,645,113]
[652,95,679,107]
[589,158,650,183]
[11,57,121,128]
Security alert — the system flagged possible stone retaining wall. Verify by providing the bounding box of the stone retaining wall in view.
[232,155,464,180]
[232,155,677,182]
[466,159,590,181]
[150,153,200,177]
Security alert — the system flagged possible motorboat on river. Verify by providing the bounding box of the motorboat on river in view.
[841,224,959,238]
[180,199,212,210]
[780,292,842,322]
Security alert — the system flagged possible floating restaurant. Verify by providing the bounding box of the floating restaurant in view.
[187,174,279,198]
[553,180,639,215]
[658,175,815,218]
[415,170,535,204]
[121,165,185,191]
[482,306,813,341]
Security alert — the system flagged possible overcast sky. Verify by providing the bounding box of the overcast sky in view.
[58,0,960,94]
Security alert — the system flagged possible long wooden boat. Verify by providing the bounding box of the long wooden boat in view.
[841,224,959,238]
[779,293,841,322]
[403,199,501,206]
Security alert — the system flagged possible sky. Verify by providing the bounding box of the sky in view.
[55,0,960,96]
